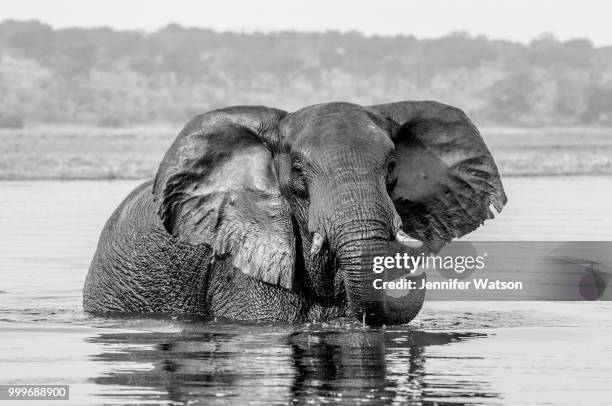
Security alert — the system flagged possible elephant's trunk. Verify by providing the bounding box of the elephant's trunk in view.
[336,235,425,326]
[326,196,425,326]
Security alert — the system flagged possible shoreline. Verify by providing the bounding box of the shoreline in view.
[1,125,610,180]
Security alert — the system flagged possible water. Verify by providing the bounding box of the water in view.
[1,176,612,405]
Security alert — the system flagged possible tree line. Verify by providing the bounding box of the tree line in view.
[1,19,612,127]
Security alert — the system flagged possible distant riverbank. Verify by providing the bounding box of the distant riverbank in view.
[1,125,611,179]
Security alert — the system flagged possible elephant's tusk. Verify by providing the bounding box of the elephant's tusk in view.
[395,230,423,249]
[311,232,325,255]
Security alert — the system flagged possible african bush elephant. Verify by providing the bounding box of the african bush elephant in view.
[83,101,506,325]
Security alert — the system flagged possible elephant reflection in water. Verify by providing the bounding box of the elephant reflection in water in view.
[287,329,492,404]
[88,325,494,405]
[289,330,425,403]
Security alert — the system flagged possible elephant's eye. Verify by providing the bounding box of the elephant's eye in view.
[290,164,308,197]
[386,160,397,192]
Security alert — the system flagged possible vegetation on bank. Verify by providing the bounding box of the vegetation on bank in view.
[1,20,612,127]
[1,20,610,178]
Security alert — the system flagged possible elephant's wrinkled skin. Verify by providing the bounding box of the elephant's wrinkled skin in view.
[83,101,507,325]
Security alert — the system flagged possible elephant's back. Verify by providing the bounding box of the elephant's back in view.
[96,179,168,255]
[108,179,161,232]
[83,180,213,313]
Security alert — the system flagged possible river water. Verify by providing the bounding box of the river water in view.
[1,176,611,405]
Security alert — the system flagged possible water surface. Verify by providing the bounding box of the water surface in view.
[1,177,611,405]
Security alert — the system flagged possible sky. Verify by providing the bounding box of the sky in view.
[2,0,612,46]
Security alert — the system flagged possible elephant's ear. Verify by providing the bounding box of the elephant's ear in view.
[153,106,296,289]
[368,101,507,251]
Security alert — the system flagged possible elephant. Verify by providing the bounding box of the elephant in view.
[83,101,506,325]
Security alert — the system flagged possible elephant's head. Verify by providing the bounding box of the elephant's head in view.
[152,102,507,325]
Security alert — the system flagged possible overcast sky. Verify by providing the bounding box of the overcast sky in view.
[3,0,612,45]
